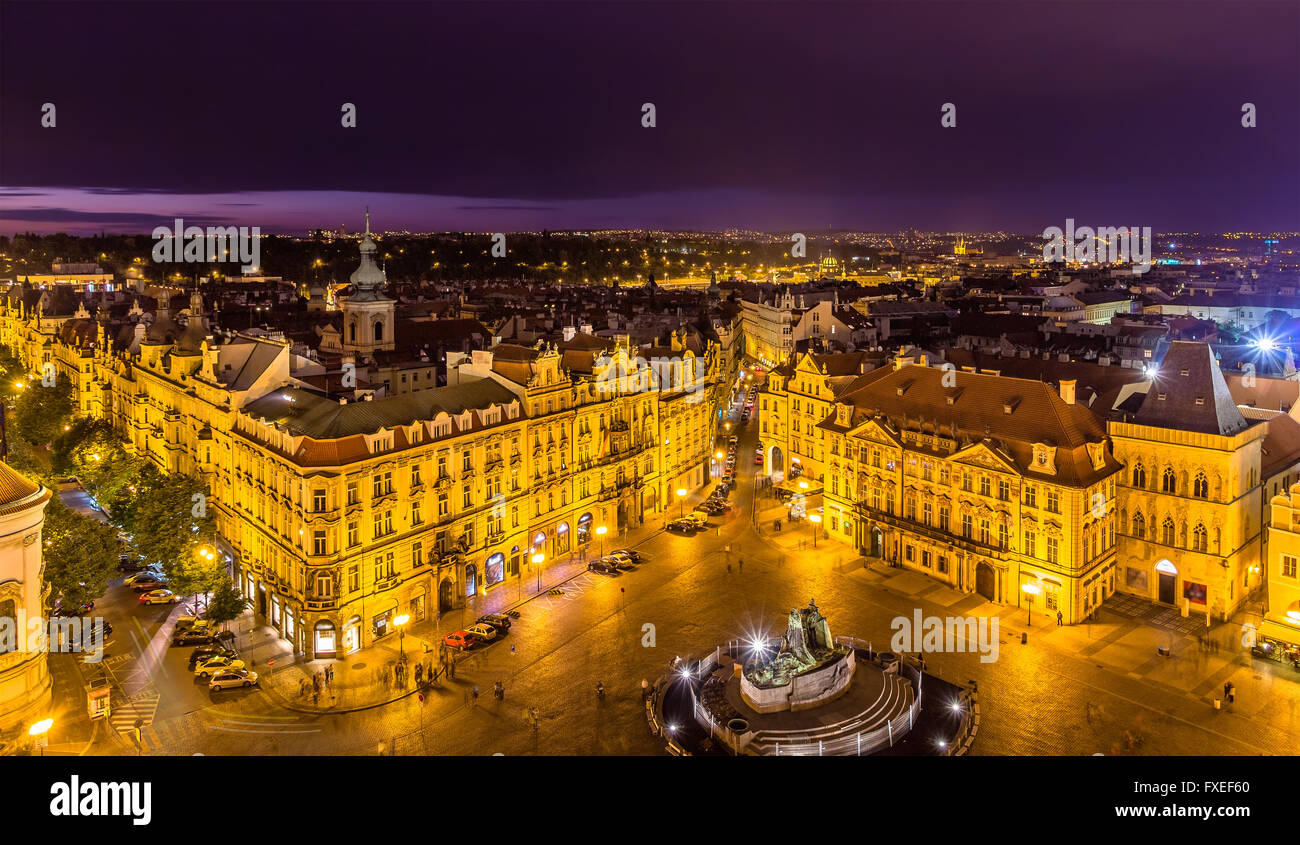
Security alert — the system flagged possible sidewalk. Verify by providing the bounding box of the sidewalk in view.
[238,514,674,714]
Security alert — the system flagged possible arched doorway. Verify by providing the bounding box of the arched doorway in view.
[465,564,478,597]
[438,578,454,613]
[869,525,884,558]
[313,620,337,658]
[509,545,521,577]
[975,562,996,601]
[577,513,593,545]
[556,522,570,554]
[767,445,785,483]
[1155,559,1177,605]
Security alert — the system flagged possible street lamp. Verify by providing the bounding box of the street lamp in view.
[809,513,821,548]
[1022,583,1041,625]
[28,717,53,756]
[393,613,410,660]
[596,525,607,558]
[676,488,687,518]
[532,552,545,591]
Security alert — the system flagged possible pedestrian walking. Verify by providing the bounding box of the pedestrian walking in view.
[726,563,732,574]
[299,679,309,698]
[1227,682,1235,704]
[326,665,334,684]
[1056,610,1063,627]
[312,673,321,695]
[415,663,423,685]
[738,558,743,573]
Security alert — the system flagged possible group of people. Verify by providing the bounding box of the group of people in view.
[298,665,335,704]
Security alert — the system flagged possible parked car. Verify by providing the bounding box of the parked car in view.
[588,559,621,575]
[603,554,635,571]
[209,669,258,691]
[140,589,183,605]
[443,630,476,650]
[666,518,697,535]
[124,570,164,587]
[173,627,217,646]
[52,600,94,617]
[117,556,148,573]
[72,620,113,651]
[476,613,512,633]
[465,623,500,643]
[728,436,738,445]
[194,655,246,679]
[130,578,169,593]
[189,644,237,668]
[609,548,642,563]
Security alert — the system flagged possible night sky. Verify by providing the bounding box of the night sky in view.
[1,1,1297,235]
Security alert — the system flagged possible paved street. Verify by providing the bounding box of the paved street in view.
[39,384,1300,756]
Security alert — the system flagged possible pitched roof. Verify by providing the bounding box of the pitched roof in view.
[1134,341,1249,436]
[243,377,520,440]
[837,363,1117,486]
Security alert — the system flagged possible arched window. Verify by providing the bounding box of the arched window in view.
[1193,471,1209,499]
[374,320,384,342]
[349,322,357,342]
[1162,467,1176,494]
[1162,516,1176,546]
[1132,511,1146,539]
[1132,462,1146,488]
[1192,523,1208,552]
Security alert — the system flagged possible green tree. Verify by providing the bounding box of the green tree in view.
[130,472,216,573]
[13,380,73,447]
[41,496,119,612]
[204,578,251,628]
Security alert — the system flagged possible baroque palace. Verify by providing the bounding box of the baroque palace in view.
[761,342,1300,626]
[0,226,730,659]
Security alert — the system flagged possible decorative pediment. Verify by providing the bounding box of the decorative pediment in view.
[951,442,1018,475]
[849,418,901,447]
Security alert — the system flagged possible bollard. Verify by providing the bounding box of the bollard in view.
[1213,698,1221,710]
[1020,632,1027,645]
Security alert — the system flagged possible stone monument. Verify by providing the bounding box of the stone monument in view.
[741,598,855,713]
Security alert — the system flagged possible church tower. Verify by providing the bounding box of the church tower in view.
[339,210,395,355]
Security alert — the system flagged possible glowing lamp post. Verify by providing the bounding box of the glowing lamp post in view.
[809,513,821,548]
[532,552,545,591]
[393,612,410,661]
[28,718,53,756]
[676,488,687,518]
[1022,582,1041,625]
[596,525,607,558]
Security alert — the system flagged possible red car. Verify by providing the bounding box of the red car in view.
[443,630,477,650]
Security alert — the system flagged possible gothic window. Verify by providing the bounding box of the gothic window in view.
[1161,516,1175,546]
[1162,467,1176,494]
[1193,471,1209,499]
[1192,522,1208,552]
[1132,462,1146,488]
[1132,511,1145,539]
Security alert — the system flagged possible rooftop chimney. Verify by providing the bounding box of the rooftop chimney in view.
[1059,379,1077,405]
